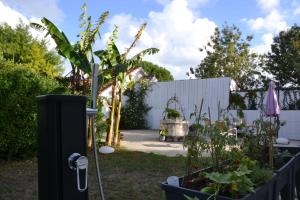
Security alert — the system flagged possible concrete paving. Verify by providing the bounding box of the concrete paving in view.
[120,130,187,157]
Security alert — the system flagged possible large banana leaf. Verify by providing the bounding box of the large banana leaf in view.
[31,17,91,74]
[127,48,159,67]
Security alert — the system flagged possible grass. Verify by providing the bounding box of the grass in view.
[0,149,186,200]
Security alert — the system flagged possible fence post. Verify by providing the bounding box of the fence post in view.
[37,95,88,200]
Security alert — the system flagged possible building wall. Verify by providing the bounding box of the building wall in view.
[145,77,231,129]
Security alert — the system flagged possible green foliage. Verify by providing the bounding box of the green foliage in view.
[184,116,236,176]
[184,195,199,200]
[264,25,300,86]
[0,66,67,158]
[229,93,246,110]
[165,108,181,119]
[95,99,108,146]
[189,24,263,90]
[229,92,245,118]
[0,23,63,77]
[250,167,273,186]
[202,165,255,199]
[183,121,208,174]
[159,129,168,136]
[207,122,237,171]
[229,155,273,186]
[140,61,174,81]
[243,116,281,169]
[120,81,151,129]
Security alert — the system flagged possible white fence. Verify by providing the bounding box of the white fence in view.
[144,77,300,140]
[145,77,231,129]
[229,110,300,140]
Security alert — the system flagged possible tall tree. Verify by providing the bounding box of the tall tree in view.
[0,23,63,77]
[140,61,174,81]
[95,24,159,146]
[264,25,300,87]
[189,24,261,89]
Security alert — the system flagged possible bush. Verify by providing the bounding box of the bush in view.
[0,66,67,158]
[120,81,151,129]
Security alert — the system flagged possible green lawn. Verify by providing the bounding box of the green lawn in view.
[0,150,186,200]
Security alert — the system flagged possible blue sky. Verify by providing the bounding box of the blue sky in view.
[1,0,300,79]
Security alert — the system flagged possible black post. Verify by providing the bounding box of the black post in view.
[37,95,88,200]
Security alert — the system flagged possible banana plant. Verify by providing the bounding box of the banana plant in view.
[30,2,109,94]
[95,24,159,146]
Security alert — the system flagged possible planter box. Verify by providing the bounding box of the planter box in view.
[162,151,300,200]
[160,119,189,138]
[161,168,275,200]
[273,156,295,200]
[294,152,300,200]
[277,146,300,200]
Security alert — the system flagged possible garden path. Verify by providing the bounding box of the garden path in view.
[120,130,187,157]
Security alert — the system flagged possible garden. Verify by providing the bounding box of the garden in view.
[1,1,300,200]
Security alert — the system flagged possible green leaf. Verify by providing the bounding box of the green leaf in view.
[205,172,232,184]
[201,186,217,194]
[33,17,91,74]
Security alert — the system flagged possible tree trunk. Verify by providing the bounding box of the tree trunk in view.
[106,80,116,146]
[113,87,123,146]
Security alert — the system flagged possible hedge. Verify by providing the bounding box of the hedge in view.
[0,65,67,158]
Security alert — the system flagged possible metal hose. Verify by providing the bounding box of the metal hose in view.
[90,63,105,200]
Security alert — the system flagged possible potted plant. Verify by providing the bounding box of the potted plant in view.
[159,129,168,141]
[160,95,189,141]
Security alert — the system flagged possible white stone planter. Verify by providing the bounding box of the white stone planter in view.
[160,119,189,139]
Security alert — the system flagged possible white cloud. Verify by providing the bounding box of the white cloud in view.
[257,0,279,11]
[155,0,209,8]
[245,0,289,54]
[1,0,64,22]
[100,0,217,80]
[251,33,274,54]
[0,1,27,27]
[247,9,287,33]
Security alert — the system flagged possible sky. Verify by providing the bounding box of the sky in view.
[1,0,300,80]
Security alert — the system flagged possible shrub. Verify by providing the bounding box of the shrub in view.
[120,81,151,129]
[0,66,67,158]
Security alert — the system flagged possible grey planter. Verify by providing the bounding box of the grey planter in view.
[160,119,189,138]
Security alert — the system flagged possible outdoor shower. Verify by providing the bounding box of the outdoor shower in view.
[37,63,107,200]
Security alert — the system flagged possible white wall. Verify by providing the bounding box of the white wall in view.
[229,110,300,140]
[145,77,231,129]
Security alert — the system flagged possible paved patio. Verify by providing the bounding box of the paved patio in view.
[120,130,187,157]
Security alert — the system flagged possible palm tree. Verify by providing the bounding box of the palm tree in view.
[30,6,109,94]
[95,24,159,146]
